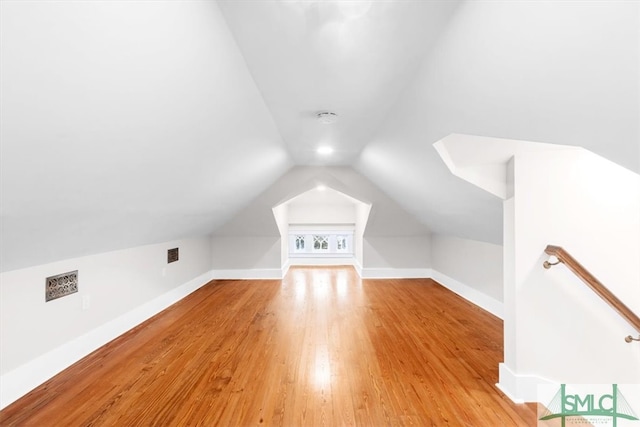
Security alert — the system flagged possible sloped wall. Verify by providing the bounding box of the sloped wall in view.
[0,0,289,272]
[356,0,639,246]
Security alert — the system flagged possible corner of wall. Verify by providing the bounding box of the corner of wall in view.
[497,363,556,403]
[353,258,363,276]
[281,259,291,278]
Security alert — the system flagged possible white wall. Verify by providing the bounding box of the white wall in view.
[363,236,431,269]
[354,203,371,268]
[429,234,503,318]
[288,203,355,224]
[210,236,281,270]
[0,236,212,408]
[272,204,289,268]
[431,235,503,302]
[500,148,640,401]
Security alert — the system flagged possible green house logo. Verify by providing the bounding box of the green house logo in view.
[540,384,639,426]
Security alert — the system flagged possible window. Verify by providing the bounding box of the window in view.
[288,229,354,258]
[313,235,329,251]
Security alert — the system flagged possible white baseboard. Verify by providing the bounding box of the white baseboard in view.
[353,259,363,276]
[211,269,283,280]
[0,266,513,409]
[497,363,556,403]
[281,260,291,278]
[360,268,432,279]
[287,257,357,267]
[0,270,214,410]
[430,270,504,319]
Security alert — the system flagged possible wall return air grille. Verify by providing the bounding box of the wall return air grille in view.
[45,270,78,302]
[167,248,179,264]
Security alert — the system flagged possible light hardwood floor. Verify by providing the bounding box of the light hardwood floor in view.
[0,267,536,426]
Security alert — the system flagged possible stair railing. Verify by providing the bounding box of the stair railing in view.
[543,245,640,343]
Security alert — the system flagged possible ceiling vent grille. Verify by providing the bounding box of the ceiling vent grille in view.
[316,111,337,124]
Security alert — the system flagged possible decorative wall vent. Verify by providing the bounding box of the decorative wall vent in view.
[167,248,179,264]
[46,270,78,302]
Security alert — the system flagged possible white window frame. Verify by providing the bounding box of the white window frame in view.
[336,235,348,252]
[288,225,354,258]
[294,235,306,252]
[312,235,330,252]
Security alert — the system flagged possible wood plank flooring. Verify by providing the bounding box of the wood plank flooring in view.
[0,267,536,426]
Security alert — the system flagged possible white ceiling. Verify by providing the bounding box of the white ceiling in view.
[1,0,638,272]
[285,186,361,207]
[353,0,638,243]
[216,0,460,165]
[0,1,291,271]
[218,0,639,244]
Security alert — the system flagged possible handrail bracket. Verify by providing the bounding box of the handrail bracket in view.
[543,259,562,269]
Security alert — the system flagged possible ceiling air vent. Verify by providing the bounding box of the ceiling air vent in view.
[167,248,179,264]
[316,111,337,124]
[46,270,78,302]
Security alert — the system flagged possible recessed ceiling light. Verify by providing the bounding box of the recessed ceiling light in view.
[316,111,338,124]
[317,185,327,192]
[317,146,334,155]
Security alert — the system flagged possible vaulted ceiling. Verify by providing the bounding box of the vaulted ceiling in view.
[1,0,638,272]
[216,0,460,165]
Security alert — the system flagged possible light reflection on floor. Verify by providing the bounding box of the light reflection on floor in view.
[313,346,331,390]
[282,267,364,392]
[336,269,348,302]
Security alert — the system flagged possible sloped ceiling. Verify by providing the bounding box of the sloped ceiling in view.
[0,1,291,272]
[216,0,461,165]
[212,166,430,238]
[2,1,638,272]
[216,0,638,245]
[356,0,639,243]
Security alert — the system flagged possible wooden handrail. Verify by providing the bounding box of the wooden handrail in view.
[544,245,640,342]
